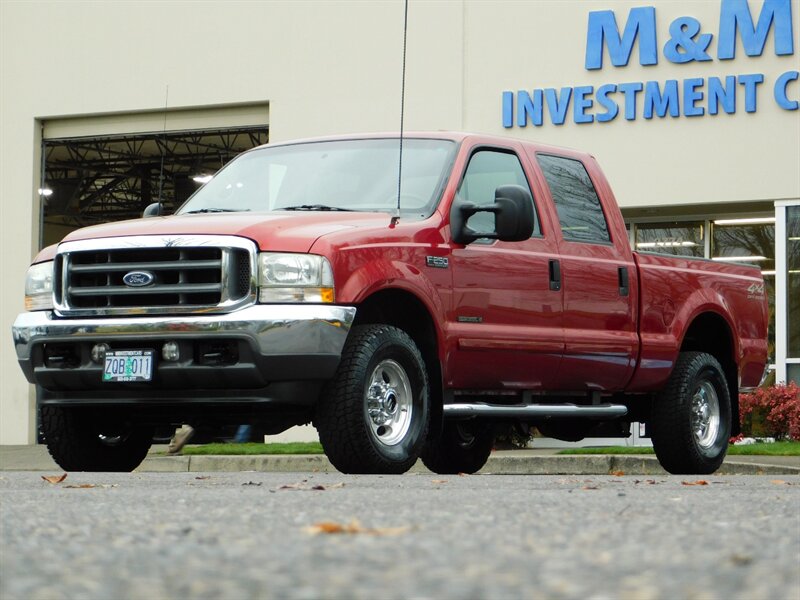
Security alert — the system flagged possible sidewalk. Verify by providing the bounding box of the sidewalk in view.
[2,444,798,475]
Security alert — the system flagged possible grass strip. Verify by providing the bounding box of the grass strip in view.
[557,441,800,456]
[179,442,324,456]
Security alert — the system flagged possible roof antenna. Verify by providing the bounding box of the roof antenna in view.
[156,85,169,211]
[390,0,409,228]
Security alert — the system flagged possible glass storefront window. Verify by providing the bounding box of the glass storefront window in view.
[788,206,800,357]
[634,221,705,257]
[712,219,776,362]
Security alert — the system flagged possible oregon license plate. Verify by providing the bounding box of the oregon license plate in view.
[103,350,154,382]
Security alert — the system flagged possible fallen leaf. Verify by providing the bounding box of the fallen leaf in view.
[242,481,263,486]
[610,470,625,477]
[770,480,787,485]
[329,482,346,489]
[432,479,448,484]
[41,474,67,484]
[279,483,301,490]
[195,476,210,480]
[457,472,468,477]
[311,485,327,491]
[681,480,709,486]
[582,485,600,490]
[304,520,410,536]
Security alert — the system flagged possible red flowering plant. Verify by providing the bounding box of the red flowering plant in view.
[738,382,800,441]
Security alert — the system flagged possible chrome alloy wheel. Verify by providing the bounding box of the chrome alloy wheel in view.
[691,380,720,449]
[366,359,413,446]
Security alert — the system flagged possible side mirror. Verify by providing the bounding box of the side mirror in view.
[450,184,535,245]
[142,202,164,218]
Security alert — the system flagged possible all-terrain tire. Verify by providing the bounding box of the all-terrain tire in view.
[650,352,731,475]
[40,405,153,472]
[421,421,494,474]
[314,325,430,474]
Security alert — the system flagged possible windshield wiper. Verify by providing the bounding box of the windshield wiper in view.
[280,204,353,212]
[184,208,250,214]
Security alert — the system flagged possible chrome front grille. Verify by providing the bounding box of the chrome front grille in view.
[54,236,257,316]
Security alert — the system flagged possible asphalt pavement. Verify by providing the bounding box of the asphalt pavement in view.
[1,471,798,599]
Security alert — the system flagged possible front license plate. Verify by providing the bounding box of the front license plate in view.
[103,350,154,382]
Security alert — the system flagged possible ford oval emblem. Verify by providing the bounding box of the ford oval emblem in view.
[122,271,155,287]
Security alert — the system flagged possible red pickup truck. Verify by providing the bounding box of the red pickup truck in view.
[12,132,768,475]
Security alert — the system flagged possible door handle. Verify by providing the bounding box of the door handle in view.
[549,259,561,291]
[618,266,629,297]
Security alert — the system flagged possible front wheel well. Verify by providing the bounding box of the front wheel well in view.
[679,312,740,435]
[351,289,442,439]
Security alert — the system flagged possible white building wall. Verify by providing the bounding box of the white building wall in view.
[1,0,798,443]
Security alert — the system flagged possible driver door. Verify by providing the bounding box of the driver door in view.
[446,146,564,392]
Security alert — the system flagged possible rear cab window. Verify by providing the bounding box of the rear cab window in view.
[535,154,610,244]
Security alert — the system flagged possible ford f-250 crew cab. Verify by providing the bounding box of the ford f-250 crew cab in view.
[12,132,769,475]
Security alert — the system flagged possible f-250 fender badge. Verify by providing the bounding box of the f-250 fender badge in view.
[747,282,765,299]
[426,256,449,269]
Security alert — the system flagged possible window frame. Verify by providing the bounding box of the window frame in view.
[534,152,614,247]
[455,145,544,241]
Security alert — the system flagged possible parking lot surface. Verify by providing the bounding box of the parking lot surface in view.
[2,471,799,599]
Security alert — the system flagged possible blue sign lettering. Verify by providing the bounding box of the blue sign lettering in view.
[545,88,573,126]
[618,82,644,119]
[644,80,680,118]
[663,16,713,63]
[774,71,799,110]
[708,76,737,114]
[683,78,706,116]
[718,0,794,60]
[573,86,595,123]
[585,7,658,69]
[739,73,765,111]
[596,84,619,122]
[505,1,797,126]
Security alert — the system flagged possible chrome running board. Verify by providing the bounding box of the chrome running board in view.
[443,403,628,419]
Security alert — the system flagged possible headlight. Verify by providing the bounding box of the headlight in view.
[24,261,54,311]
[257,253,334,303]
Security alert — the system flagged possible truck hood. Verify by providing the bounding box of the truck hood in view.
[59,211,395,253]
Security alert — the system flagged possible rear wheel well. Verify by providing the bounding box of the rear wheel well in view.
[680,312,740,435]
[352,289,442,439]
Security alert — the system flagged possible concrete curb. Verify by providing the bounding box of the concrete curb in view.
[2,445,798,475]
[133,453,800,476]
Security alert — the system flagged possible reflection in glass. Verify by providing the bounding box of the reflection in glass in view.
[713,220,775,362]
[537,154,610,244]
[788,206,800,357]
[635,221,704,257]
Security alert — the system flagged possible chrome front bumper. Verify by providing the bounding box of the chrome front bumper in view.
[13,305,356,389]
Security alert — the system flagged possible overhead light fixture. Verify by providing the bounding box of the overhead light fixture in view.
[789,237,800,241]
[38,188,53,197]
[192,175,213,184]
[712,256,768,262]
[761,270,776,276]
[713,217,775,225]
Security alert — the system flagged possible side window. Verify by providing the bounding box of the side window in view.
[457,150,540,237]
[536,154,610,244]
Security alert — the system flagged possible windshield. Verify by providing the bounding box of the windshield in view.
[177,138,456,219]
